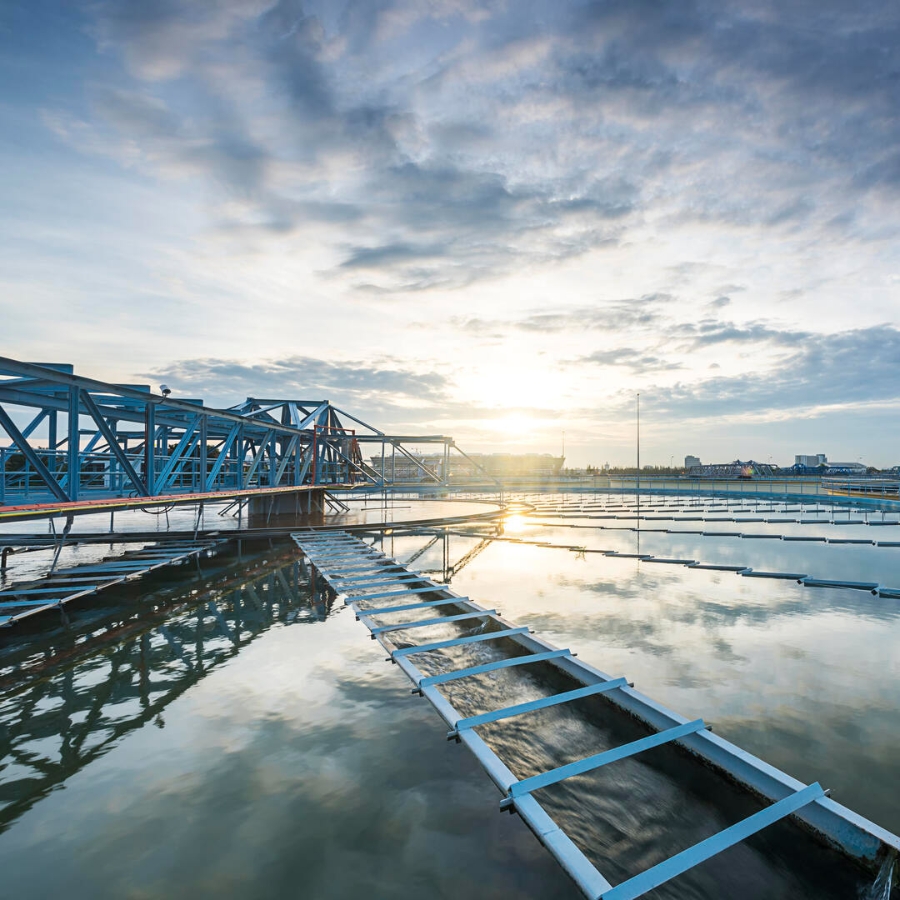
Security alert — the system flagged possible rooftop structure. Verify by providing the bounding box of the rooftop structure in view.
[687,459,777,479]
[825,461,867,474]
[368,451,563,482]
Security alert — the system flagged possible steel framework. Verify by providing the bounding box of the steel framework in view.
[0,357,488,508]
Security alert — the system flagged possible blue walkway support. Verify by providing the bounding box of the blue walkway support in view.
[292,529,900,900]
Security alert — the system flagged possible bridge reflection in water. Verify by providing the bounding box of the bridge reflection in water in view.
[0,549,335,835]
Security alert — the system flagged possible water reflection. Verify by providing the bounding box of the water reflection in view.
[0,552,331,835]
[1,500,898,899]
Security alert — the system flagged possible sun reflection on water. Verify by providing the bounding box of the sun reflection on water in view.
[503,513,529,533]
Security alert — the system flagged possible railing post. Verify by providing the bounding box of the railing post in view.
[67,386,79,501]
[199,416,208,494]
[144,402,156,497]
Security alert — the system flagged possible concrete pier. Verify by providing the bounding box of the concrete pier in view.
[248,489,326,527]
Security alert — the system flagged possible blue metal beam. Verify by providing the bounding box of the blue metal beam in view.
[417,649,572,689]
[509,719,707,799]
[80,390,147,495]
[392,627,531,658]
[453,678,629,733]
[370,609,498,636]
[599,783,827,900]
[0,403,69,501]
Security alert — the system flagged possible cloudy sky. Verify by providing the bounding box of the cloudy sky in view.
[2,0,899,466]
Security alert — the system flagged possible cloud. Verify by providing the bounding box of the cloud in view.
[145,355,450,419]
[644,326,900,419]
[578,348,682,372]
[445,294,675,336]
[42,0,900,303]
[8,0,900,464]
[672,320,807,350]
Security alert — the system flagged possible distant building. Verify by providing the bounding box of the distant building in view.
[690,460,776,479]
[368,451,564,482]
[824,461,867,475]
[684,455,701,470]
[795,453,827,467]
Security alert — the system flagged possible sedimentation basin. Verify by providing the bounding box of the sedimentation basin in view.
[0,491,896,898]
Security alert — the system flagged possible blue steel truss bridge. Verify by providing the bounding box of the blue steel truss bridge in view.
[0,357,491,523]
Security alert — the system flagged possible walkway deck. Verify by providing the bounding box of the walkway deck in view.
[0,540,223,627]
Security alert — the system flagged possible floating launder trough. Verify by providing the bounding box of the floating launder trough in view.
[293,530,899,900]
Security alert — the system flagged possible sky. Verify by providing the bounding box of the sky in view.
[1,0,899,467]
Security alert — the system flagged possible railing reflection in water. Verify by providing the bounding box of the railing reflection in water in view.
[0,550,335,834]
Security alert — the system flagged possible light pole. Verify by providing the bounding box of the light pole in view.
[636,393,640,496]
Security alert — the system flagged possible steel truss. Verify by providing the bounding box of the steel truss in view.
[0,357,481,507]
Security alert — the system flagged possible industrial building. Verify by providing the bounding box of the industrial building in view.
[368,452,564,482]
[687,459,776,478]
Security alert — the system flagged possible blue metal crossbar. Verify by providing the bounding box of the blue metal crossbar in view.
[340,575,432,600]
[418,649,572,688]
[453,677,629,733]
[327,562,396,574]
[509,719,707,798]
[392,627,530,658]
[370,609,498,636]
[303,543,360,551]
[332,572,419,585]
[307,551,385,562]
[599,783,827,900]
[742,570,808,580]
[356,597,468,616]
[306,543,380,551]
[801,578,879,590]
[0,598,69,609]
[343,586,448,603]
[328,568,400,580]
[337,577,427,593]
[0,539,221,626]
[0,585,101,596]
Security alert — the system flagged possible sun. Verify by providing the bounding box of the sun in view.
[492,413,541,437]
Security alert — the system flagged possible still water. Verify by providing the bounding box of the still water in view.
[0,493,898,898]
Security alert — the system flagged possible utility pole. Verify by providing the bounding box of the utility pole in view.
[636,393,641,552]
[636,393,640,494]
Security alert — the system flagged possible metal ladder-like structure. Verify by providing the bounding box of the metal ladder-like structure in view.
[0,540,223,627]
[292,530,900,900]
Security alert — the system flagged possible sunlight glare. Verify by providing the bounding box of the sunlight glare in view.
[503,513,529,533]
